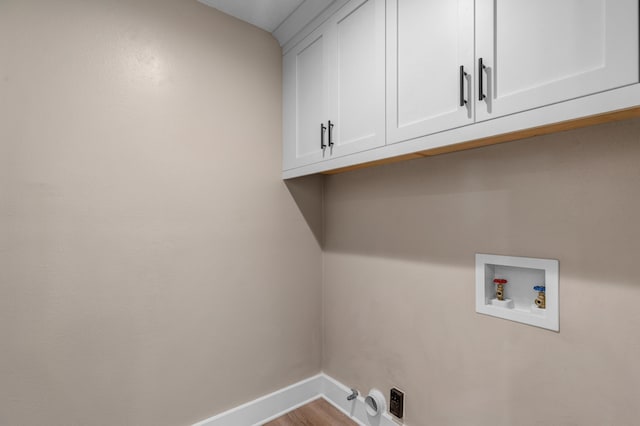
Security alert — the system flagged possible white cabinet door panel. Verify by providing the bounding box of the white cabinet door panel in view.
[476,0,639,121]
[283,28,330,170]
[387,0,475,145]
[329,0,385,156]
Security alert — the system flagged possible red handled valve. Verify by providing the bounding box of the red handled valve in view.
[493,278,508,301]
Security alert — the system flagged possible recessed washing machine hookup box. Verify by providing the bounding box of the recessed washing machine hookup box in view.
[475,253,559,331]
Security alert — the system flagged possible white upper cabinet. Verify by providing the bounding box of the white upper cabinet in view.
[283,26,330,170]
[281,0,639,177]
[283,0,385,171]
[387,0,475,144]
[475,0,640,121]
[328,0,385,157]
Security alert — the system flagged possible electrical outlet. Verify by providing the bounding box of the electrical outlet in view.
[389,388,404,418]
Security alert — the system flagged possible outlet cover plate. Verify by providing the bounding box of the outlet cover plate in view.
[389,388,404,419]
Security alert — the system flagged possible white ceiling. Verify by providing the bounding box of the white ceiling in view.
[199,0,305,32]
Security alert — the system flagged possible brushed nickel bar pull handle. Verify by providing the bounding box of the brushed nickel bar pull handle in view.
[320,122,327,149]
[328,120,334,147]
[460,65,468,107]
[478,58,486,101]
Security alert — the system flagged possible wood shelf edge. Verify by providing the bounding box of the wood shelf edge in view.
[322,106,640,175]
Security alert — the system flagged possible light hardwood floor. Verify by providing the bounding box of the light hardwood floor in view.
[263,398,357,426]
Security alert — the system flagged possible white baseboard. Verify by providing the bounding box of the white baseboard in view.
[321,374,399,426]
[193,373,401,426]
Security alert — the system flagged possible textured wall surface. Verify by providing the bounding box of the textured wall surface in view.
[3,2,639,426]
[0,1,322,425]
[323,118,640,426]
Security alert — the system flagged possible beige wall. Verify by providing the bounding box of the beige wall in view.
[3,1,640,425]
[0,1,322,425]
[323,118,640,425]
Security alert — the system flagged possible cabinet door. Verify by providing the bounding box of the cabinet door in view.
[387,0,475,145]
[283,27,330,170]
[327,0,386,157]
[476,0,640,122]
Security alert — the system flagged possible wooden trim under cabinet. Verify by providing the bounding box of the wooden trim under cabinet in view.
[322,106,640,175]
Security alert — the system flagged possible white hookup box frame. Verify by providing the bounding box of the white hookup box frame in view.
[476,253,559,331]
